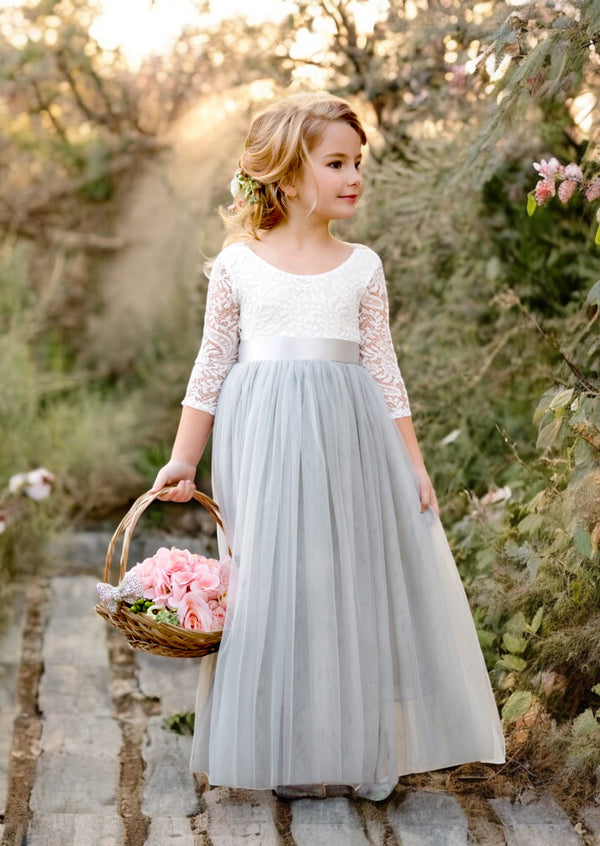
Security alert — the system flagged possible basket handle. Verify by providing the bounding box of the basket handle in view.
[103,487,227,584]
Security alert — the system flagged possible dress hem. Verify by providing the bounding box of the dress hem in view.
[192,754,507,790]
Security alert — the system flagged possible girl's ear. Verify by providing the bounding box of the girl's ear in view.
[280,180,297,200]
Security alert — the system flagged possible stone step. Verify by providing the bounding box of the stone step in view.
[141,717,198,818]
[290,796,370,846]
[1,571,592,846]
[26,577,123,843]
[26,813,124,845]
[198,788,280,846]
[387,790,469,845]
[489,792,584,846]
[145,816,195,845]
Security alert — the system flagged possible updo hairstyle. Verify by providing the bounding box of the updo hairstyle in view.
[222,92,367,242]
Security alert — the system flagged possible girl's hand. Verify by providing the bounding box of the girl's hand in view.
[151,460,197,502]
[415,467,440,517]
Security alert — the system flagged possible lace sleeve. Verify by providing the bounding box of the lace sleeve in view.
[182,260,240,414]
[359,261,411,418]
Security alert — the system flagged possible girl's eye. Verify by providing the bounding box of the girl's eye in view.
[328,161,342,169]
[355,162,361,171]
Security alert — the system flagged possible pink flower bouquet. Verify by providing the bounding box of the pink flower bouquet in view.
[97,546,230,632]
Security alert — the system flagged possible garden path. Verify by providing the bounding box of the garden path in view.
[1,530,599,846]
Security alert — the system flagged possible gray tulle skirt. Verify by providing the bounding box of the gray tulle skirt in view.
[190,359,505,788]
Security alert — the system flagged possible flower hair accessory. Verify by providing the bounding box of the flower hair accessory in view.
[229,168,262,209]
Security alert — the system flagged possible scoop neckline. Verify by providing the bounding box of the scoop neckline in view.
[239,241,359,277]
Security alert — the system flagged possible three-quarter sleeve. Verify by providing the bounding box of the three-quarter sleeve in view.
[182,259,240,414]
[359,260,411,418]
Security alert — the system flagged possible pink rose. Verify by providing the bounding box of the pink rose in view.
[189,565,221,598]
[208,599,227,630]
[558,180,577,204]
[170,561,208,603]
[534,179,555,204]
[177,592,214,632]
[130,553,172,606]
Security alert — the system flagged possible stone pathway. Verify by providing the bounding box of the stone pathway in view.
[1,533,600,845]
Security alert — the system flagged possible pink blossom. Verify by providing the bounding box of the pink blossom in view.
[190,567,221,596]
[208,599,227,630]
[177,591,215,631]
[130,549,173,606]
[586,179,600,202]
[533,157,563,180]
[534,179,556,204]
[128,547,230,619]
[172,563,220,605]
[558,180,577,204]
[564,163,583,182]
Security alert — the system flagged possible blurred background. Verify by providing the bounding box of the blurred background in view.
[1,0,600,801]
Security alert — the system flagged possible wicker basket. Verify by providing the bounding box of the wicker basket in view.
[94,486,227,658]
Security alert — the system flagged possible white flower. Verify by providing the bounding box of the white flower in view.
[8,467,55,500]
[230,174,241,199]
[479,486,512,508]
[440,429,461,446]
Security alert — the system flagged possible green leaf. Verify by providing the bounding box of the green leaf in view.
[571,708,600,738]
[536,415,563,453]
[529,606,544,634]
[505,611,527,636]
[502,690,533,724]
[497,654,528,672]
[527,192,537,217]
[592,683,600,696]
[574,529,593,559]
[517,513,545,535]
[595,223,600,247]
[503,633,528,654]
[163,711,195,735]
[533,388,563,425]
[548,388,574,411]
[584,281,600,315]
[477,629,496,650]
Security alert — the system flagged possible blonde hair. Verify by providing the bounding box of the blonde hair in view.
[222,92,367,244]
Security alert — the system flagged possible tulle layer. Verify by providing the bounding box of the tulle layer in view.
[190,359,504,788]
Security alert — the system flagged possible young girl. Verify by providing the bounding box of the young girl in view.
[152,92,505,800]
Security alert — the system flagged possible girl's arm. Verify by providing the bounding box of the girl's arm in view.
[151,407,214,501]
[394,416,439,516]
[358,259,439,516]
[151,255,239,503]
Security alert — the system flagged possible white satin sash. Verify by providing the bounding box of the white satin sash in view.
[238,337,360,364]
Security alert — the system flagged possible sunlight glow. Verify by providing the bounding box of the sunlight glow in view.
[90,0,296,68]
[570,91,595,134]
[0,0,390,72]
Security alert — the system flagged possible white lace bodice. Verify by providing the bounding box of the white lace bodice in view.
[183,242,411,418]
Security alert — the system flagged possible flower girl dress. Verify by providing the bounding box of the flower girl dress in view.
[183,241,505,789]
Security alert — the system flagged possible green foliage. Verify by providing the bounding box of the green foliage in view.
[502,690,533,724]
[163,711,195,735]
[326,0,600,798]
[1,0,599,802]
[0,240,146,589]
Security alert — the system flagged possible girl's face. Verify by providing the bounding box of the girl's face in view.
[291,121,364,222]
